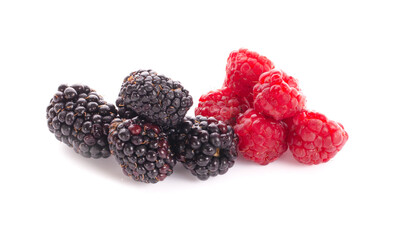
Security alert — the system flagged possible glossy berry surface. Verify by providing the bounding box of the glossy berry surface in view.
[223,48,274,99]
[287,110,348,164]
[117,69,193,127]
[46,84,117,158]
[254,69,306,120]
[170,116,238,180]
[234,109,288,165]
[108,117,176,183]
[195,87,250,125]
[115,96,137,119]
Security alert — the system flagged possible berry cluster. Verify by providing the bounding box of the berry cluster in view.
[196,48,348,165]
[46,70,238,183]
[46,51,349,185]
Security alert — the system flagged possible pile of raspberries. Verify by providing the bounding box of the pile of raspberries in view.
[46,49,348,184]
[196,48,348,165]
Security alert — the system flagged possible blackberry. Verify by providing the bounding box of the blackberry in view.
[170,116,238,180]
[108,117,176,183]
[117,69,193,127]
[46,84,117,158]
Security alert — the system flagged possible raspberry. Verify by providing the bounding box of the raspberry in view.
[195,87,250,125]
[287,110,348,164]
[234,109,288,165]
[223,49,274,99]
[253,69,306,120]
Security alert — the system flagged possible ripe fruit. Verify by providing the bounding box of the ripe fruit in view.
[170,116,238,180]
[46,48,349,184]
[108,117,176,183]
[223,48,274,99]
[287,110,348,164]
[195,87,250,125]
[46,84,117,158]
[234,109,288,165]
[117,69,193,127]
[253,69,306,120]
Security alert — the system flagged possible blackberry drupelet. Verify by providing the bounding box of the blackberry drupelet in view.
[46,84,117,158]
[170,116,238,180]
[117,69,193,127]
[108,117,176,183]
[115,96,137,119]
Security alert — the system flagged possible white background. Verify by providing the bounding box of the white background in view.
[1,0,398,239]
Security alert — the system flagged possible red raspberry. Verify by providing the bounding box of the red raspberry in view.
[223,49,274,99]
[253,69,306,120]
[234,109,288,165]
[195,87,250,125]
[288,110,348,164]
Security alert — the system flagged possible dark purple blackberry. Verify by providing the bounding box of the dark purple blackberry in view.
[108,117,176,183]
[117,69,193,127]
[46,84,117,158]
[170,116,238,180]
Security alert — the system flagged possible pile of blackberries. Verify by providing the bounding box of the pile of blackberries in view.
[46,70,238,183]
